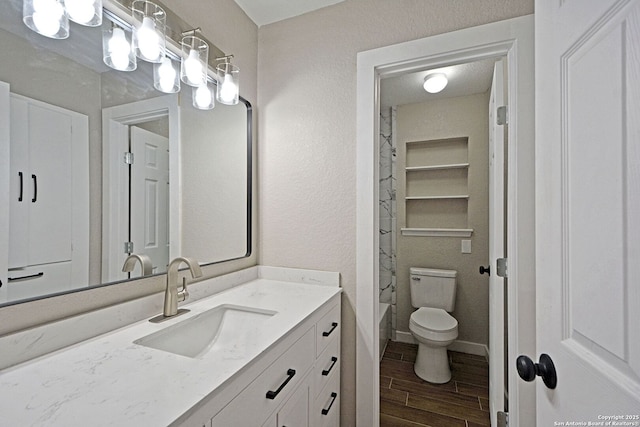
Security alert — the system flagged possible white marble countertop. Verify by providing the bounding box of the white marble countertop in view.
[0,272,341,426]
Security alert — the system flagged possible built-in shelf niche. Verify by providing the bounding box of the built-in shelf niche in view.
[403,136,473,236]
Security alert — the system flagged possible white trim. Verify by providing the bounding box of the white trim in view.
[400,228,473,237]
[356,15,535,427]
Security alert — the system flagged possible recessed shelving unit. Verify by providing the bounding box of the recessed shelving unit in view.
[402,137,473,236]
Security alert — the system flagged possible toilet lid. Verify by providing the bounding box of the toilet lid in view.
[410,307,457,332]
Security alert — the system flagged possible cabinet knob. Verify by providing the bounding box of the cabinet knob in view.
[479,265,490,276]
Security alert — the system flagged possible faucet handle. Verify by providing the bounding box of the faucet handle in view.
[177,277,189,302]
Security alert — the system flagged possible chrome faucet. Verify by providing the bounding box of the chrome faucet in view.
[122,253,153,277]
[163,257,203,317]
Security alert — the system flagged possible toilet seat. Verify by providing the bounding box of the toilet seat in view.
[409,307,458,342]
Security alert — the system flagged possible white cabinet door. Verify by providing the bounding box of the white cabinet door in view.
[535,0,640,421]
[277,382,309,427]
[9,96,72,267]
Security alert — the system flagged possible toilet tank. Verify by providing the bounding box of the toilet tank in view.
[409,267,457,311]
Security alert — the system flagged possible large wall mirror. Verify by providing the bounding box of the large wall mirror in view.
[0,0,252,307]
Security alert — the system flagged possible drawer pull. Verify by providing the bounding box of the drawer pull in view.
[266,369,296,400]
[322,322,338,337]
[321,392,338,415]
[8,272,44,282]
[322,356,338,376]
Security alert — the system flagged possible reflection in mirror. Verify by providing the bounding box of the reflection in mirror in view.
[0,0,251,306]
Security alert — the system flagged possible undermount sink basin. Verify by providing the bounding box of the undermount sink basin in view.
[134,304,277,358]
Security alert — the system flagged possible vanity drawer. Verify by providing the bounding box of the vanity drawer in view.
[312,333,340,399]
[311,367,340,427]
[211,327,315,427]
[315,303,340,358]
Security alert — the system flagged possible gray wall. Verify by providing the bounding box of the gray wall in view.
[396,92,490,347]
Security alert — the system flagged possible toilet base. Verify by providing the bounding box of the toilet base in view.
[414,342,451,384]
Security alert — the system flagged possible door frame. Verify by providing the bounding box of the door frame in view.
[102,95,180,283]
[355,15,535,426]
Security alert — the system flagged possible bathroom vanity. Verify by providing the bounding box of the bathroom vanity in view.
[0,267,341,426]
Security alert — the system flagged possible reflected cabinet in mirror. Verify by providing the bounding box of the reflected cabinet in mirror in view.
[0,0,252,306]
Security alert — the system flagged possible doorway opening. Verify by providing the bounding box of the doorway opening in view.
[355,15,535,427]
[377,56,506,426]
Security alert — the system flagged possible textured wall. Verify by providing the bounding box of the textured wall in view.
[396,93,490,347]
[257,0,533,423]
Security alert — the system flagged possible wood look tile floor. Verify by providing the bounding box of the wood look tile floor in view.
[380,341,490,427]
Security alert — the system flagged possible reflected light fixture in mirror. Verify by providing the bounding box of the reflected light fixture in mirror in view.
[181,31,208,87]
[193,84,215,110]
[65,0,102,27]
[423,73,448,93]
[131,0,165,63]
[22,0,69,39]
[103,23,137,71]
[216,55,239,105]
[154,57,180,93]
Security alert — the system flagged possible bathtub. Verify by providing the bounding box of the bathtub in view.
[379,303,391,361]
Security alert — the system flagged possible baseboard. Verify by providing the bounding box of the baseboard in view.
[393,332,488,360]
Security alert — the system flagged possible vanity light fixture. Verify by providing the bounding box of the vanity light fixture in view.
[154,57,180,93]
[102,23,136,71]
[215,55,239,105]
[181,30,209,87]
[423,73,448,94]
[131,0,166,63]
[23,0,69,39]
[193,83,215,110]
[65,0,102,27]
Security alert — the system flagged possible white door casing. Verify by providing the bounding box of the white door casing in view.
[356,16,535,426]
[535,0,640,421]
[488,59,506,425]
[130,126,170,276]
[102,94,179,283]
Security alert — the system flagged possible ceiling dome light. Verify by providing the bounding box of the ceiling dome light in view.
[423,73,448,94]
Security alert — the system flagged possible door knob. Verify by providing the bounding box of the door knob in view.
[479,265,490,276]
[516,353,557,389]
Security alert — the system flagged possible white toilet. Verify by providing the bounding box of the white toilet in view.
[409,267,458,384]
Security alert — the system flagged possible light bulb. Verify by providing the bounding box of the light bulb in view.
[32,0,64,37]
[157,58,176,92]
[219,74,238,104]
[136,17,161,61]
[423,73,448,94]
[184,49,203,85]
[108,28,131,71]
[194,85,212,109]
[65,0,95,25]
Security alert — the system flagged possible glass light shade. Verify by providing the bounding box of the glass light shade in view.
[181,35,208,87]
[23,0,69,39]
[103,25,136,71]
[216,61,239,105]
[131,0,166,63]
[423,73,448,93]
[154,57,180,93]
[192,84,215,110]
[65,0,102,26]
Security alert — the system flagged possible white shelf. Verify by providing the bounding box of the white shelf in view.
[405,163,469,172]
[401,228,474,237]
[405,195,469,200]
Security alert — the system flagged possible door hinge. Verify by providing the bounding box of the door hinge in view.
[497,258,508,278]
[498,411,509,427]
[124,152,134,165]
[124,241,133,253]
[497,106,508,125]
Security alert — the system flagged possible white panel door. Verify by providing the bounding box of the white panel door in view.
[130,126,170,276]
[535,0,640,421]
[488,59,506,426]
